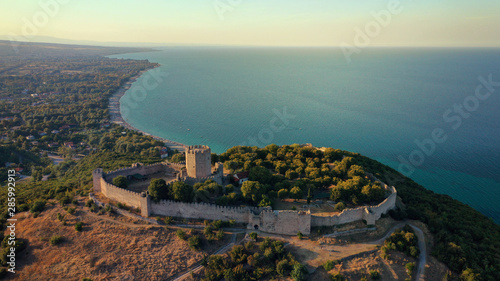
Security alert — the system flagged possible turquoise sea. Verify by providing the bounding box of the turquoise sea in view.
[109,47,500,224]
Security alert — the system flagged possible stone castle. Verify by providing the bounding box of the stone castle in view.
[92,145,397,235]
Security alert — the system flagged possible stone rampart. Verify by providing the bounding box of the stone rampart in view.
[105,162,168,181]
[311,185,397,227]
[251,210,311,235]
[150,200,264,223]
[93,161,396,236]
[99,177,143,209]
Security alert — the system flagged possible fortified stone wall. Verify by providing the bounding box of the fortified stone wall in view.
[251,210,312,235]
[99,177,143,209]
[150,200,265,223]
[105,162,170,181]
[311,185,397,227]
[93,161,397,236]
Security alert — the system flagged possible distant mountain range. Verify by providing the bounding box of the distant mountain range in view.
[0,35,176,48]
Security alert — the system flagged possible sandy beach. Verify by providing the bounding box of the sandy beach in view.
[108,67,186,152]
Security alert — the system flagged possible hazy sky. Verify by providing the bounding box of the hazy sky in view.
[1,0,500,47]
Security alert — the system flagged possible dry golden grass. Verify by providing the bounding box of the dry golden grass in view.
[6,200,229,281]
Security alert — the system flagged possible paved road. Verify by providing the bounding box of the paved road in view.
[408,224,427,281]
[370,222,426,281]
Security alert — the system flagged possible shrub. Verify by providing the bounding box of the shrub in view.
[30,199,46,213]
[188,235,201,250]
[405,262,415,276]
[297,231,303,239]
[112,175,128,189]
[164,216,173,225]
[56,213,64,221]
[216,229,224,240]
[369,270,381,280]
[59,196,71,206]
[66,207,76,214]
[72,199,79,205]
[323,260,335,271]
[75,222,83,232]
[85,199,94,208]
[176,229,187,240]
[204,226,213,237]
[334,202,346,212]
[49,235,63,245]
[249,232,258,241]
[105,205,113,213]
[277,259,291,276]
[291,263,308,281]
[330,273,346,281]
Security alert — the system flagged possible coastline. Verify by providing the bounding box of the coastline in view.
[108,66,187,152]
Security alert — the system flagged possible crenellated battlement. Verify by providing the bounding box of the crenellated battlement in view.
[186,145,210,154]
[92,148,395,236]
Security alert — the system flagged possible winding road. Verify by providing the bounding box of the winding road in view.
[370,222,427,281]
[85,209,427,281]
[171,232,239,281]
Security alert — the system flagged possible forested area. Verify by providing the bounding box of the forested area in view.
[0,41,498,280]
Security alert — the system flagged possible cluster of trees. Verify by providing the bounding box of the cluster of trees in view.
[220,145,386,208]
[357,155,500,280]
[330,162,386,205]
[203,238,308,281]
[382,225,419,259]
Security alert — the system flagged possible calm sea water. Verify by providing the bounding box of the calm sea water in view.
[109,47,500,224]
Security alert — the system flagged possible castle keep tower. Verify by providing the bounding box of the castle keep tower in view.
[186,145,212,178]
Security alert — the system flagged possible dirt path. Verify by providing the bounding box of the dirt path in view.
[171,233,239,281]
[85,209,427,280]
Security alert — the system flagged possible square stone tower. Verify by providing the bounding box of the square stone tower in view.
[186,145,212,178]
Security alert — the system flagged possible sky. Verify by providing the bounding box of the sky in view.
[1,0,500,47]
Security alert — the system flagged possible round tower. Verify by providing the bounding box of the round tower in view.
[185,145,211,178]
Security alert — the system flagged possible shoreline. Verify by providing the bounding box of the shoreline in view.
[108,66,187,152]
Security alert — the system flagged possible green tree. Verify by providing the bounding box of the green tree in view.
[291,263,308,281]
[249,166,273,184]
[290,186,302,199]
[460,268,480,281]
[405,262,415,277]
[241,181,263,203]
[277,259,291,276]
[74,222,83,232]
[278,188,289,199]
[188,235,201,250]
[170,181,194,202]
[249,232,258,241]
[334,202,346,212]
[112,175,128,189]
[148,178,169,200]
[347,164,365,178]
[176,229,187,240]
[330,273,346,281]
